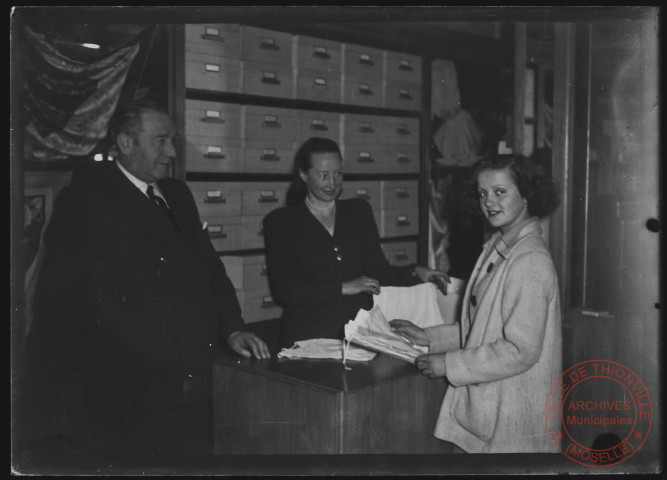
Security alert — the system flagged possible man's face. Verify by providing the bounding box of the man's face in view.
[120,111,176,183]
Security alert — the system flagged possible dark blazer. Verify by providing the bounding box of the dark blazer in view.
[29,164,244,452]
[263,198,418,347]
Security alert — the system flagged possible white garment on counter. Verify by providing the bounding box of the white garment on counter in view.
[374,282,464,327]
[277,338,377,362]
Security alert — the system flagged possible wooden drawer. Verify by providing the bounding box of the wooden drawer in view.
[342,43,384,79]
[381,117,420,146]
[294,68,341,103]
[384,51,422,84]
[220,254,270,291]
[237,288,282,324]
[339,180,382,211]
[243,105,296,142]
[185,136,242,173]
[294,35,342,74]
[241,26,293,65]
[381,208,419,238]
[242,60,293,98]
[187,181,242,217]
[341,145,389,174]
[295,110,341,144]
[381,180,419,210]
[185,100,241,138]
[241,182,288,217]
[342,113,386,145]
[239,215,267,250]
[382,147,420,174]
[185,24,240,59]
[384,80,422,111]
[201,216,243,252]
[244,140,295,174]
[341,78,382,108]
[185,51,241,92]
[381,241,418,266]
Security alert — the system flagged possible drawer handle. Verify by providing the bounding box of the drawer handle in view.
[359,123,375,133]
[204,191,226,203]
[261,73,281,85]
[261,296,276,308]
[313,47,330,59]
[259,37,279,51]
[396,189,409,199]
[399,89,413,100]
[358,53,374,66]
[258,197,279,203]
[260,264,268,276]
[262,115,282,128]
[357,153,374,163]
[207,226,227,239]
[395,250,408,261]
[397,154,411,164]
[396,125,410,135]
[260,150,280,162]
[201,33,225,42]
[396,216,410,227]
[204,64,220,73]
[201,116,225,124]
[355,188,370,200]
[358,83,373,96]
[204,147,226,160]
[309,120,328,131]
[313,77,328,88]
[399,60,413,71]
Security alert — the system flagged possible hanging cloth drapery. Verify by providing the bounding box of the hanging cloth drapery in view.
[22,25,155,162]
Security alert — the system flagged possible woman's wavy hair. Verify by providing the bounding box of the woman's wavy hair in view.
[464,153,560,218]
[286,137,342,206]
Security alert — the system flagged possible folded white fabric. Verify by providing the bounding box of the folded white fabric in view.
[373,282,462,328]
[277,338,377,362]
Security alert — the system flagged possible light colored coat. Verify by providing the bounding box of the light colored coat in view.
[425,219,562,453]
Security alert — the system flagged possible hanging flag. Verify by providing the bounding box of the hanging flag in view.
[23,25,156,162]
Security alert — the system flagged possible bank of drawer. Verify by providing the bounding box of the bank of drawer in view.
[239,215,267,250]
[381,241,418,266]
[339,180,382,211]
[220,254,270,291]
[185,52,241,93]
[342,146,388,174]
[341,113,386,145]
[381,117,420,146]
[187,181,242,217]
[244,140,295,174]
[241,26,293,65]
[201,216,243,251]
[185,137,242,173]
[343,43,384,79]
[294,35,342,74]
[384,51,422,83]
[243,105,296,142]
[185,100,241,138]
[381,180,419,210]
[384,80,422,111]
[241,182,288,216]
[237,288,282,324]
[294,69,341,103]
[381,208,419,238]
[341,78,382,108]
[242,60,293,98]
[383,148,420,174]
[295,111,341,143]
[185,24,241,59]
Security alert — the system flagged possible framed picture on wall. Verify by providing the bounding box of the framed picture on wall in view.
[23,171,72,336]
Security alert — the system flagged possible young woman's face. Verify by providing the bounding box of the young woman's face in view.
[299,152,343,202]
[477,167,529,234]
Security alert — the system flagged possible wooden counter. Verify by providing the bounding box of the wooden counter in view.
[213,341,450,455]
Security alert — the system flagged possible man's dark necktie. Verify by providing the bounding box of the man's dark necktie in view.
[146,185,178,229]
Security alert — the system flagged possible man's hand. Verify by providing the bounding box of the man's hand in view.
[227,331,271,359]
[389,319,429,346]
[415,353,447,379]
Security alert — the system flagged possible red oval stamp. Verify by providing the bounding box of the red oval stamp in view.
[545,359,652,467]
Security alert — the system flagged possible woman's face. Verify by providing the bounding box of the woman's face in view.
[300,152,343,202]
[477,167,529,234]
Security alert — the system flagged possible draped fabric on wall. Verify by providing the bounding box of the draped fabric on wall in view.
[22,25,156,162]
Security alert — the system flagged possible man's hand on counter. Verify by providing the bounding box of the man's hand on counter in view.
[227,331,271,360]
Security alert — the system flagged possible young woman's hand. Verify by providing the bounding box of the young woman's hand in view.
[415,353,447,379]
[389,319,429,346]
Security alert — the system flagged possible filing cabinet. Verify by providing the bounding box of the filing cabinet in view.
[243,140,295,174]
[342,114,386,145]
[202,216,243,251]
[384,51,422,84]
[236,288,282,324]
[339,180,382,211]
[243,60,294,98]
[295,110,341,144]
[187,181,242,217]
[384,80,422,111]
[382,117,420,145]
[221,254,271,291]
[381,180,419,211]
[381,208,419,238]
[293,35,342,75]
[382,148,420,174]
[185,51,242,93]
[241,182,288,217]
[185,24,241,58]
[342,43,384,107]
[241,26,293,65]
[341,145,389,174]
[381,241,418,267]
[243,105,296,143]
[185,136,243,173]
[185,100,241,138]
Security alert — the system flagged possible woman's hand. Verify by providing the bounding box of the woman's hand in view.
[415,353,447,379]
[342,276,380,295]
[389,319,429,346]
[414,266,451,294]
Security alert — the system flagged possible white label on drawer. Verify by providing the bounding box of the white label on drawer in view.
[207,190,222,197]
[263,114,278,123]
[400,60,411,68]
[398,215,408,222]
[262,148,277,155]
[207,146,222,154]
[261,36,276,46]
[205,64,220,72]
[361,122,372,130]
[205,110,221,119]
[397,153,410,162]
[314,77,327,86]
[360,151,371,158]
[400,88,410,95]
[263,71,277,79]
[205,27,220,37]
[208,225,222,233]
[357,189,368,195]
[312,119,324,126]
[315,46,328,54]
[396,188,407,195]
[396,249,406,255]
[359,83,371,91]
[260,190,276,198]
[360,53,371,62]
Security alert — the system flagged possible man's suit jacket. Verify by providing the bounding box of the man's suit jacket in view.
[263,198,418,347]
[30,164,244,419]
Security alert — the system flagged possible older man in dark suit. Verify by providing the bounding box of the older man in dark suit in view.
[28,102,269,455]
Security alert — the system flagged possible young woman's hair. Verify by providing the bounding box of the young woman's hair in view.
[286,137,343,206]
[467,153,560,218]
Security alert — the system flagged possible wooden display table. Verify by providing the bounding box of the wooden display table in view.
[213,343,450,454]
